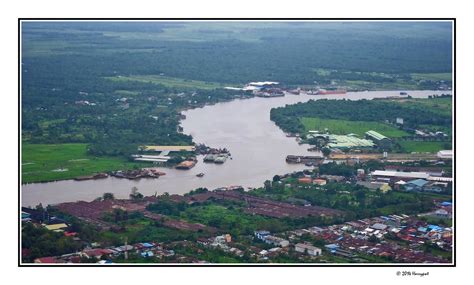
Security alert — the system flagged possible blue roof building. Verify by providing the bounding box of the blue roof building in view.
[405,179,429,191]
[254,230,271,240]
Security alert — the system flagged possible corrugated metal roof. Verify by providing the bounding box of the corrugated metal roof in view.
[371,170,430,179]
[327,134,374,148]
[143,145,194,152]
[406,179,429,187]
[365,130,388,141]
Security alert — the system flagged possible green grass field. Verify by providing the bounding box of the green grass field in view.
[411,73,452,81]
[22,143,147,183]
[114,90,141,96]
[301,117,409,138]
[106,75,236,90]
[397,141,451,153]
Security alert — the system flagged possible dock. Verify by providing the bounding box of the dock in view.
[286,155,324,164]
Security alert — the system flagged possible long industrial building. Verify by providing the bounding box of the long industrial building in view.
[365,130,391,149]
[371,170,430,181]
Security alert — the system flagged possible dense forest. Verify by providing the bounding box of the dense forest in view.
[22,22,452,84]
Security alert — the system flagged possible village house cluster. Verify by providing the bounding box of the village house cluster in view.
[284,207,452,263]
[33,241,176,264]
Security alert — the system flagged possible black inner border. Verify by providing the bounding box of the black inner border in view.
[17,17,456,268]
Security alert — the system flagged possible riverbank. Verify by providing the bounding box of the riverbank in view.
[21,143,153,184]
[22,90,451,207]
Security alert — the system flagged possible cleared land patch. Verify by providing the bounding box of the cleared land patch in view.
[106,75,235,90]
[394,97,452,117]
[301,117,408,138]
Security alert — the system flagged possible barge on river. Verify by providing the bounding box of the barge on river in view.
[315,88,347,95]
[176,160,197,170]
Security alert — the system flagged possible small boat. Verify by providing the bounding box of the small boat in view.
[214,154,228,164]
[196,173,205,177]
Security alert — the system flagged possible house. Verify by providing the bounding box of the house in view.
[254,230,271,240]
[371,223,388,231]
[82,249,114,259]
[214,234,232,244]
[140,251,154,258]
[325,244,339,251]
[21,211,31,222]
[435,209,450,218]
[34,256,61,263]
[437,150,453,160]
[64,231,77,237]
[394,180,406,190]
[295,243,322,256]
[405,179,429,191]
[308,226,325,234]
[320,175,345,183]
[298,177,313,184]
[21,207,47,222]
[43,223,68,232]
[313,178,327,186]
[356,181,391,192]
[264,236,290,247]
[424,181,448,193]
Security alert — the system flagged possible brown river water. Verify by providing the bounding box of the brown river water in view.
[21,90,450,207]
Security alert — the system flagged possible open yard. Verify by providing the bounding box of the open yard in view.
[21,143,147,183]
[301,117,409,138]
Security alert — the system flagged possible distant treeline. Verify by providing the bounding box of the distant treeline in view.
[22,22,452,85]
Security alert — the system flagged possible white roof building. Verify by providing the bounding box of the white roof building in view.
[248,81,279,86]
[295,243,322,256]
[437,150,453,159]
[371,170,430,180]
